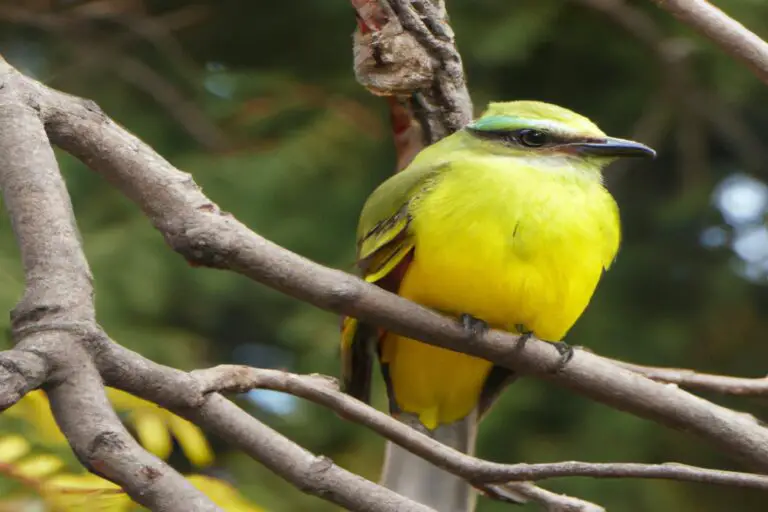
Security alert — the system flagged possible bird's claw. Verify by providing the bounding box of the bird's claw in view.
[460,313,488,337]
[515,324,533,345]
[515,324,574,371]
[555,342,574,363]
[544,340,574,371]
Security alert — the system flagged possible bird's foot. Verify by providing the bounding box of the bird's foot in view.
[460,313,488,337]
[514,324,573,371]
[514,324,534,345]
[544,340,574,371]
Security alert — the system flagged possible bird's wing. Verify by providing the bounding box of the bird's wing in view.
[340,164,444,405]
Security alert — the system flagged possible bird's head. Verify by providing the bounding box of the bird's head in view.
[463,101,655,171]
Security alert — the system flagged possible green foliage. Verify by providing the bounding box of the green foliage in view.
[2,1,768,510]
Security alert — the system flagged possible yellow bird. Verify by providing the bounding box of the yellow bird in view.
[340,101,655,511]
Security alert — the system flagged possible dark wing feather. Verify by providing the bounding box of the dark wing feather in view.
[340,317,378,403]
[478,366,517,418]
[340,164,445,407]
[340,208,415,406]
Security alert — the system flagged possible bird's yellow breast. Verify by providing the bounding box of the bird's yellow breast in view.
[380,157,620,429]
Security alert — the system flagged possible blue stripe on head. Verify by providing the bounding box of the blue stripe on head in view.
[468,115,526,132]
[471,101,607,138]
[467,115,565,134]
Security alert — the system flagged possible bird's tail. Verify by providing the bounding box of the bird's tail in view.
[380,409,477,512]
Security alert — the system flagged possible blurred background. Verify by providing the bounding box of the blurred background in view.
[1,0,768,510]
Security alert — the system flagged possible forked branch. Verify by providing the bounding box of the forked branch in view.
[1,0,768,510]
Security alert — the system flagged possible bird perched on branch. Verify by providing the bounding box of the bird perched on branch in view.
[340,101,655,511]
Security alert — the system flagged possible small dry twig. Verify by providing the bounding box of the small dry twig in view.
[648,0,768,85]
[619,361,768,397]
[192,366,768,491]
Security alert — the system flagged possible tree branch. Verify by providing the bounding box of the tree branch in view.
[349,4,599,506]
[1,1,768,510]
[0,57,221,512]
[481,482,606,512]
[45,342,219,511]
[0,53,758,478]
[90,345,768,511]
[0,348,47,410]
[18,67,768,472]
[351,0,472,146]
[648,0,768,85]
[191,366,768,491]
[94,340,766,511]
[619,361,768,396]
[578,0,768,181]
[187,395,433,512]
[92,337,433,512]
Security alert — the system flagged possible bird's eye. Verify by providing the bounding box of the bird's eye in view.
[518,129,548,147]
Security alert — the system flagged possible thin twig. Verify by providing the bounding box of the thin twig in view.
[577,0,768,181]
[0,4,228,151]
[648,0,768,85]
[481,482,606,512]
[110,55,230,150]
[192,366,768,491]
[92,339,597,511]
[93,339,433,512]
[618,361,768,396]
[0,349,48,410]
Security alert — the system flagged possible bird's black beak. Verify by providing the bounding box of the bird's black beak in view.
[571,137,656,159]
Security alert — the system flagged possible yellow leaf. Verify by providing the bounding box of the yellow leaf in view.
[44,473,122,491]
[108,387,214,466]
[14,454,64,478]
[167,415,214,467]
[4,391,66,445]
[131,410,172,461]
[0,435,30,463]
[106,388,154,411]
[42,473,131,512]
[187,475,266,512]
[0,497,42,511]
